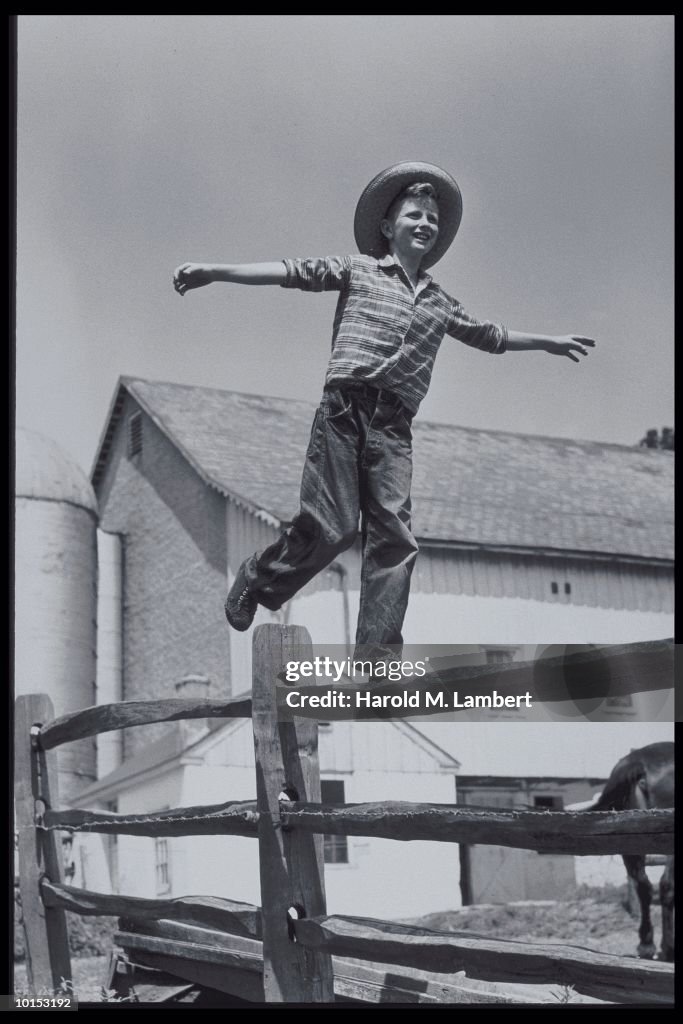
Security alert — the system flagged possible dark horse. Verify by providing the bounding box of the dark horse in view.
[587,741,674,961]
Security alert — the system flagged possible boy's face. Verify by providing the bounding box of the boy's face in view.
[381,196,440,263]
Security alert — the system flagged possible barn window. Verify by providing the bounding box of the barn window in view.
[534,795,563,810]
[155,836,171,895]
[321,779,348,864]
[128,411,143,458]
[550,581,559,595]
[564,582,571,595]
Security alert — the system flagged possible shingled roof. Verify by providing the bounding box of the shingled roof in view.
[92,377,673,563]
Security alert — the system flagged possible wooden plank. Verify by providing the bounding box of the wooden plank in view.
[41,882,261,937]
[38,695,252,750]
[121,918,262,951]
[14,695,72,994]
[282,803,673,855]
[119,944,265,1003]
[43,800,259,837]
[115,929,263,973]
[293,915,674,1005]
[252,624,334,1002]
[115,923,550,1004]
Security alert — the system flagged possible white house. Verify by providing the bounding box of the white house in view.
[71,709,462,921]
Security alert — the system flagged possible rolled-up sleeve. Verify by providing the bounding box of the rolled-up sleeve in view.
[281,256,352,292]
[446,299,508,354]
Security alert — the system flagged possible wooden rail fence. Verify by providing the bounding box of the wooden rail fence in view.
[14,626,675,1004]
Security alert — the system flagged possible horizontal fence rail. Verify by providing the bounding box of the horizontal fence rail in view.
[291,915,675,1006]
[37,695,253,750]
[280,802,675,855]
[45,799,674,855]
[42,801,259,838]
[34,638,675,747]
[41,882,262,938]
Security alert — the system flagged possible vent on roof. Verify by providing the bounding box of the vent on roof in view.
[128,412,143,458]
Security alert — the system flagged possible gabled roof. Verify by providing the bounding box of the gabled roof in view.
[92,377,674,562]
[72,717,459,804]
[70,718,230,804]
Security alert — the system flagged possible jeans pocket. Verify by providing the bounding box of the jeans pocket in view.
[322,387,353,422]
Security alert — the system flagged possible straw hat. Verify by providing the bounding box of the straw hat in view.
[354,161,462,269]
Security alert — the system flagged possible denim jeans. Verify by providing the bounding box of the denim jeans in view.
[242,383,418,654]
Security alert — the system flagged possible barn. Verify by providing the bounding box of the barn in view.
[91,374,674,760]
[57,375,673,912]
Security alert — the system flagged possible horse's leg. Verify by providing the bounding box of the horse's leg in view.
[623,855,655,958]
[659,856,674,962]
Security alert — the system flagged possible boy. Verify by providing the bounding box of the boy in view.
[173,162,594,663]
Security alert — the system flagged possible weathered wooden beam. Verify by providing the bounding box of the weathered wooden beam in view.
[38,695,252,750]
[43,800,259,837]
[115,922,551,1004]
[292,915,674,1005]
[281,803,674,855]
[252,624,334,1002]
[41,882,262,938]
[115,928,263,973]
[116,935,265,1003]
[14,695,72,994]
[278,639,674,721]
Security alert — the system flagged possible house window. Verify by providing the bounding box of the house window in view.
[61,836,76,883]
[551,581,559,595]
[155,837,171,894]
[321,780,348,864]
[128,412,143,458]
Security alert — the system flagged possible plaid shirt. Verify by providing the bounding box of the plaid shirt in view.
[281,254,507,414]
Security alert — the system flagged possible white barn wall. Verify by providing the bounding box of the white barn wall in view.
[405,593,672,646]
[291,588,672,649]
[114,770,184,899]
[99,721,460,917]
[324,768,459,919]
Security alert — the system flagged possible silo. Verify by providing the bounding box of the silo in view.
[15,427,98,803]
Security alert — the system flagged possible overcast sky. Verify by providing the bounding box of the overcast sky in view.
[16,16,673,476]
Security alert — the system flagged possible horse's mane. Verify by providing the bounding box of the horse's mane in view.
[586,755,645,812]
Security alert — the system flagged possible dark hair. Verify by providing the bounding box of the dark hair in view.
[384,182,439,222]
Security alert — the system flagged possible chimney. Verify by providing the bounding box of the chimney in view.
[175,675,211,745]
[175,674,211,700]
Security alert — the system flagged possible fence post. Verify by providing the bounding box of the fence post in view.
[14,695,72,994]
[252,624,334,1002]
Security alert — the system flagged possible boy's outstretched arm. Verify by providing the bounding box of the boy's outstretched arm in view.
[506,330,596,363]
[173,262,287,295]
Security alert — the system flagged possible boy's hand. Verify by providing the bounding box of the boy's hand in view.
[544,336,596,363]
[173,263,215,296]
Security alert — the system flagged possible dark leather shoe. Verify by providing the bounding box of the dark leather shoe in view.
[225,564,258,631]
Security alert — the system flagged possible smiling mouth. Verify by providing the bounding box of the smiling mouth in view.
[413,233,431,243]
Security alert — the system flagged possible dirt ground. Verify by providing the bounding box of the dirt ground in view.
[13,889,670,1004]
[405,889,665,958]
